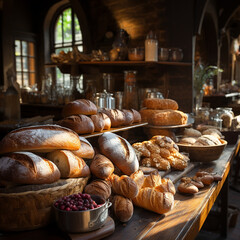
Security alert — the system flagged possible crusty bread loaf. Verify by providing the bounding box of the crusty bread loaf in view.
[178,137,197,145]
[143,98,178,110]
[90,113,105,132]
[84,179,111,200]
[62,99,97,118]
[142,171,162,188]
[0,124,81,154]
[148,110,188,126]
[100,109,126,127]
[101,112,111,130]
[132,187,174,214]
[112,195,134,222]
[58,115,95,134]
[46,150,90,178]
[130,109,142,123]
[183,128,202,137]
[195,134,222,146]
[0,152,60,185]
[155,178,176,195]
[130,169,145,189]
[107,173,139,199]
[72,136,95,159]
[98,132,139,175]
[90,154,114,179]
[122,109,134,125]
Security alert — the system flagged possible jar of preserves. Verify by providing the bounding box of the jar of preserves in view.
[216,107,234,128]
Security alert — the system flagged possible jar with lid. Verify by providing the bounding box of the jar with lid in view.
[145,31,158,62]
[123,70,138,110]
[216,107,234,128]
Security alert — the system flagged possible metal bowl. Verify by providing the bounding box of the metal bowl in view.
[53,194,112,233]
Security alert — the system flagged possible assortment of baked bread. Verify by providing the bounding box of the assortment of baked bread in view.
[58,99,142,134]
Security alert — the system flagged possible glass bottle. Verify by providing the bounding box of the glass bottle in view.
[4,71,21,121]
[145,31,158,62]
[123,70,138,110]
[112,29,128,60]
[85,80,96,102]
[70,75,82,100]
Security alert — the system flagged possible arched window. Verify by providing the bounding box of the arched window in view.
[52,6,83,89]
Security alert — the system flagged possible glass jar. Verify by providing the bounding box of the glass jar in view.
[112,29,128,60]
[169,48,183,61]
[123,70,138,110]
[70,75,82,100]
[85,80,96,102]
[216,107,234,128]
[145,31,158,62]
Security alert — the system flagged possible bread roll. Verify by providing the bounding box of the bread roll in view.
[98,132,139,175]
[100,108,126,127]
[130,109,142,123]
[178,182,199,194]
[130,169,145,189]
[155,178,176,195]
[112,195,134,222]
[143,98,178,110]
[122,109,134,125]
[46,150,90,178]
[90,154,114,179]
[72,136,95,159]
[0,124,81,154]
[101,112,112,130]
[183,128,202,137]
[142,171,162,188]
[58,115,95,134]
[0,152,60,185]
[133,187,174,214]
[84,179,111,200]
[90,113,105,132]
[195,135,222,146]
[107,173,139,199]
[148,110,188,126]
[178,137,197,145]
[62,99,97,118]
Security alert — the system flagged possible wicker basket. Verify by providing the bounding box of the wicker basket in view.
[0,177,89,232]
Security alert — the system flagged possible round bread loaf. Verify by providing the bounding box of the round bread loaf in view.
[90,113,105,132]
[58,115,95,134]
[0,152,60,185]
[195,134,222,146]
[0,124,81,154]
[100,109,126,127]
[98,132,139,175]
[183,128,202,137]
[143,98,178,110]
[72,136,95,159]
[122,109,134,125]
[62,99,97,118]
[130,109,142,123]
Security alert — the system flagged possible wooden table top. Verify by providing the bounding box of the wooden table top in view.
[0,141,239,240]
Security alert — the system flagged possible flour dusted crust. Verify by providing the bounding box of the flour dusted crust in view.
[143,98,178,110]
[0,124,81,154]
[0,152,60,185]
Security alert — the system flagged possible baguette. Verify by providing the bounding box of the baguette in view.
[107,173,139,199]
[122,109,134,125]
[46,150,90,178]
[98,132,139,175]
[0,152,60,185]
[100,108,126,127]
[0,124,81,154]
[133,187,174,214]
[90,154,114,179]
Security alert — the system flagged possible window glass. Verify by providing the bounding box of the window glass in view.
[22,41,28,56]
[55,15,63,44]
[16,56,22,71]
[15,40,21,56]
[63,8,72,43]
[22,57,28,71]
[29,42,34,57]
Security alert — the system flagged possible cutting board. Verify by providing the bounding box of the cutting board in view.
[68,216,115,240]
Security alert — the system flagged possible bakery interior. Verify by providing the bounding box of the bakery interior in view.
[1,0,240,239]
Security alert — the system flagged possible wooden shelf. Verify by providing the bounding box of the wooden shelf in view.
[81,122,148,139]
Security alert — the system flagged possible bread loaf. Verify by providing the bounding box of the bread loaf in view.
[130,109,142,123]
[142,171,162,188]
[100,109,126,127]
[148,110,188,126]
[143,98,178,110]
[84,179,111,200]
[101,112,111,130]
[107,173,139,199]
[46,150,90,178]
[133,187,174,214]
[112,195,134,222]
[122,109,134,125]
[155,178,176,195]
[58,115,95,134]
[0,152,60,185]
[98,132,139,175]
[0,124,81,154]
[62,99,97,118]
[90,154,114,179]
[130,169,145,189]
[90,113,105,132]
[72,136,95,159]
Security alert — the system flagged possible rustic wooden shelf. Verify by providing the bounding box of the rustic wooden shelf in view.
[80,122,148,139]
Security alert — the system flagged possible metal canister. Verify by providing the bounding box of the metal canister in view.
[106,93,115,109]
[94,92,106,108]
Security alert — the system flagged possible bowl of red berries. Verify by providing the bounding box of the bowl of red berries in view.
[53,193,112,233]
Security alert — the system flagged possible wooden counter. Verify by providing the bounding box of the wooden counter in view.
[0,141,239,240]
